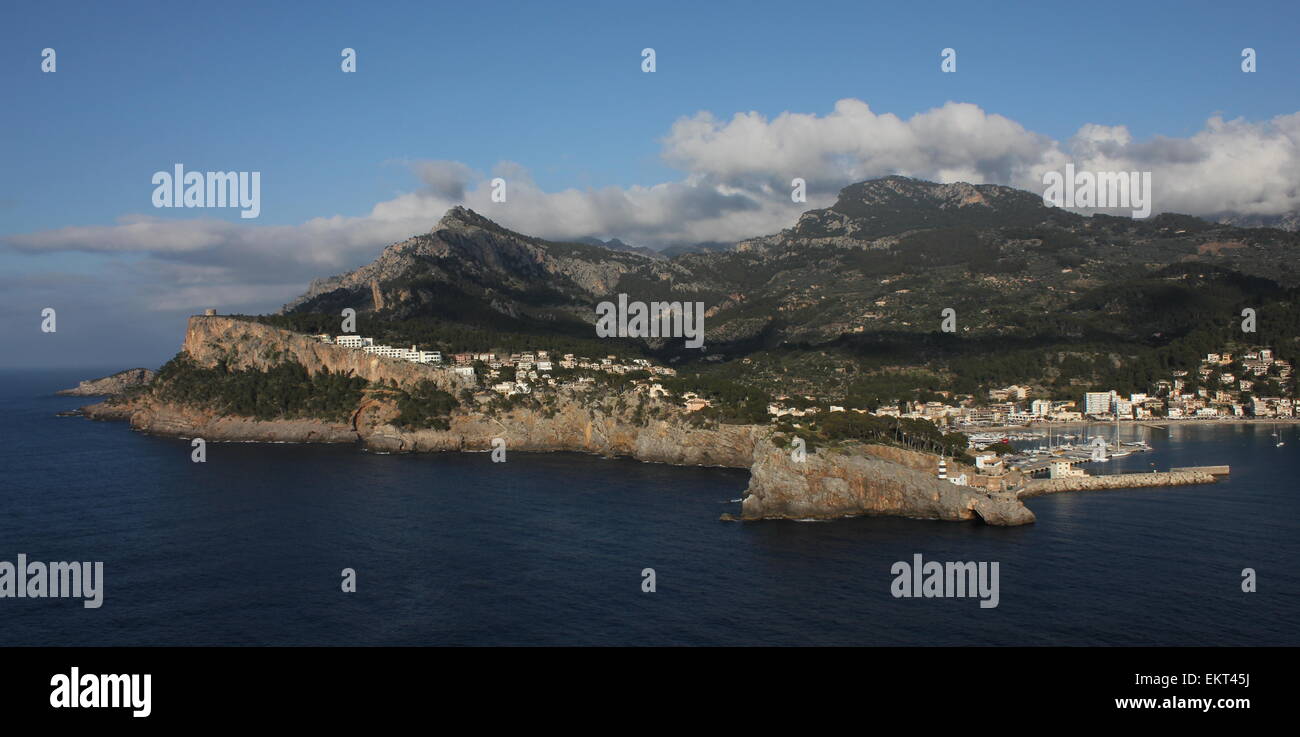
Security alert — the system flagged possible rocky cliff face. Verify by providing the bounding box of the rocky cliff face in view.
[362,403,761,467]
[86,399,358,443]
[56,368,155,396]
[183,316,470,392]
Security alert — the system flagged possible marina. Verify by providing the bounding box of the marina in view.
[977,417,1161,480]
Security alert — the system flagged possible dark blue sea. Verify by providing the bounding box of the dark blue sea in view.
[2,368,1296,646]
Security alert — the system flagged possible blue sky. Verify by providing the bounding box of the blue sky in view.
[3,0,1299,367]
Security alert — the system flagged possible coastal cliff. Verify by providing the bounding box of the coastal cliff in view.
[82,315,1038,526]
[182,315,468,392]
[56,368,155,396]
[363,407,762,468]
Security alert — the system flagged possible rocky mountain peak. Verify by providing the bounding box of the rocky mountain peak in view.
[435,205,494,232]
[834,176,1031,211]
[785,175,1075,241]
[282,204,659,317]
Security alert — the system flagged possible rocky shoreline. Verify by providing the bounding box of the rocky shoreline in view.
[85,313,1239,528]
[81,361,1036,527]
[72,314,1229,525]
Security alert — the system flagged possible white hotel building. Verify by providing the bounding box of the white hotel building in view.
[332,336,442,365]
[1084,391,1115,416]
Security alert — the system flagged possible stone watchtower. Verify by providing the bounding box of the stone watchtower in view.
[203,308,217,316]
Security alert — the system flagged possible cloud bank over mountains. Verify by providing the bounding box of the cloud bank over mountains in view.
[5,99,1300,324]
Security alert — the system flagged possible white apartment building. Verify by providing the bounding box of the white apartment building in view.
[335,335,373,348]
[342,337,443,365]
[1084,391,1114,416]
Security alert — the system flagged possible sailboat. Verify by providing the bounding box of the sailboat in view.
[1273,429,1285,447]
[1109,413,1131,457]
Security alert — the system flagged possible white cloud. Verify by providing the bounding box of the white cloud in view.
[1054,113,1300,217]
[662,99,1060,192]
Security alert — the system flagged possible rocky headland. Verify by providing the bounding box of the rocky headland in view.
[80,316,1038,526]
[56,367,155,396]
[742,441,1035,525]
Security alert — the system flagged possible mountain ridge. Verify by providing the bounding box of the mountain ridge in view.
[279,175,1300,372]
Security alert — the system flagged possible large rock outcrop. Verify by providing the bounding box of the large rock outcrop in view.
[93,400,358,444]
[742,439,1035,525]
[183,316,469,392]
[56,368,155,396]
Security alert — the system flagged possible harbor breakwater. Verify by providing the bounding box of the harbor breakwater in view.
[1019,470,1219,497]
